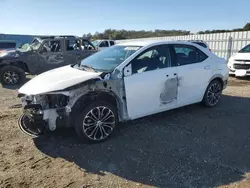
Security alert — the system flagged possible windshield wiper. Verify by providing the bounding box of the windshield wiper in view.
[80,65,97,72]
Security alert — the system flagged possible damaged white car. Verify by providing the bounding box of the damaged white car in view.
[18,40,229,143]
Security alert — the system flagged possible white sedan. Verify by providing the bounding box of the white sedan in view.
[228,44,250,77]
[18,40,229,143]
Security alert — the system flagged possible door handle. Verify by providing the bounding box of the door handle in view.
[204,65,211,70]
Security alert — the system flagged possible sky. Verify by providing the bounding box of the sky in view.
[0,0,250,36]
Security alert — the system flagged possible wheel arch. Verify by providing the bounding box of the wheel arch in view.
[0,61,30,73]
[70,90,123,124]
[208,74,224,87]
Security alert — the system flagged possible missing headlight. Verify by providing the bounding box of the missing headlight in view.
[47,94,69,108]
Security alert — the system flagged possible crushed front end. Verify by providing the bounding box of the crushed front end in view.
[18,93,70,136]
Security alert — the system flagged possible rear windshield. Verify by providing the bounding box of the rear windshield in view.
[192,42,207,48]
[0,42,16,49]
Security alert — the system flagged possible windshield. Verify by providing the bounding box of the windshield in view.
[79,45,141,72]
[18,38,42,52]
[239,44,250,53]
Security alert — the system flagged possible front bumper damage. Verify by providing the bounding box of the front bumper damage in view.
[18,79,128,137]
[18,93,73,136]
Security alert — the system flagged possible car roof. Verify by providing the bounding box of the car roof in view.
[117,40,199,47]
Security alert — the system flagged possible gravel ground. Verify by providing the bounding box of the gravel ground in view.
[1,77,250,188]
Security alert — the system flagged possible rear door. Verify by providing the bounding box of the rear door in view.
[37,39,65,73]
[64,39,81,65]
[172,44,213,107]
[124,44,178,119]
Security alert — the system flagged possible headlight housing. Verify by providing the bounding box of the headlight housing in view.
[47,94,69,108]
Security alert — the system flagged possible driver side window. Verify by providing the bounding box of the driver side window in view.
[42,40,61,53]
[131,45,171,74]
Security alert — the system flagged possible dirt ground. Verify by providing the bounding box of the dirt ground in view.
[1,77,250,188]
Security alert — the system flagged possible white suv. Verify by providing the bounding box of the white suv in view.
[228,44,250,77]
[18,40,229,143]
[92,40,116,50]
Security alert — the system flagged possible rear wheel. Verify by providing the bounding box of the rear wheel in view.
[74,101,118,143]
[0,65,26,85]
[202,79,222,107]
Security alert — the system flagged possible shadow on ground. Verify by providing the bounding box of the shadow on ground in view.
[33,94,250,187]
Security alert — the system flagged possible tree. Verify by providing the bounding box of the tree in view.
[82,33,92,40]
[83,29,191,40]
[84,23,250,40]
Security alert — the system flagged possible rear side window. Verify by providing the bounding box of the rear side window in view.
[42,40,61,52]
[173,45,208,66]
[65,39,79,51]
[110,41,115,46]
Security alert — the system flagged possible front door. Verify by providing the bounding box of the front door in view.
[37,40,64,73]
[172,44,213,107]
[124,45,178,119]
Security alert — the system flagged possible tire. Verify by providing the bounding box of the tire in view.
[202,79,223,107]
[74,101,118,143]
[0,65,26,85]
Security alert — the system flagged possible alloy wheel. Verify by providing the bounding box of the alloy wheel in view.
[82,106,115,141]
[3,71,19,84]
[207,82,222,106]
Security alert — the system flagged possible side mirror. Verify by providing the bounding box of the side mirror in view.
[123,64,132,77]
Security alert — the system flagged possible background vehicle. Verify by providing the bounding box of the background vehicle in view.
[228,44,250,77]
[0,37,97,85]
[18,40,229,143]
[92,39,116,50]
[0,40,16,50]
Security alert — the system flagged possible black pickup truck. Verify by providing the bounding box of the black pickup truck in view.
[0,36,97,85]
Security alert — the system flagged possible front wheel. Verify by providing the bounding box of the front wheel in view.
[0,65,26,85]
[202,80,223,107]
[74,101,118,143]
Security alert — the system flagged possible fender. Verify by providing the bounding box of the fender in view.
[0,59,30,73]
[208,74,224,83]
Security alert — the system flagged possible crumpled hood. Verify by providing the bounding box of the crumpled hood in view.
[229,53,250,61]
[18,65,102,95]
